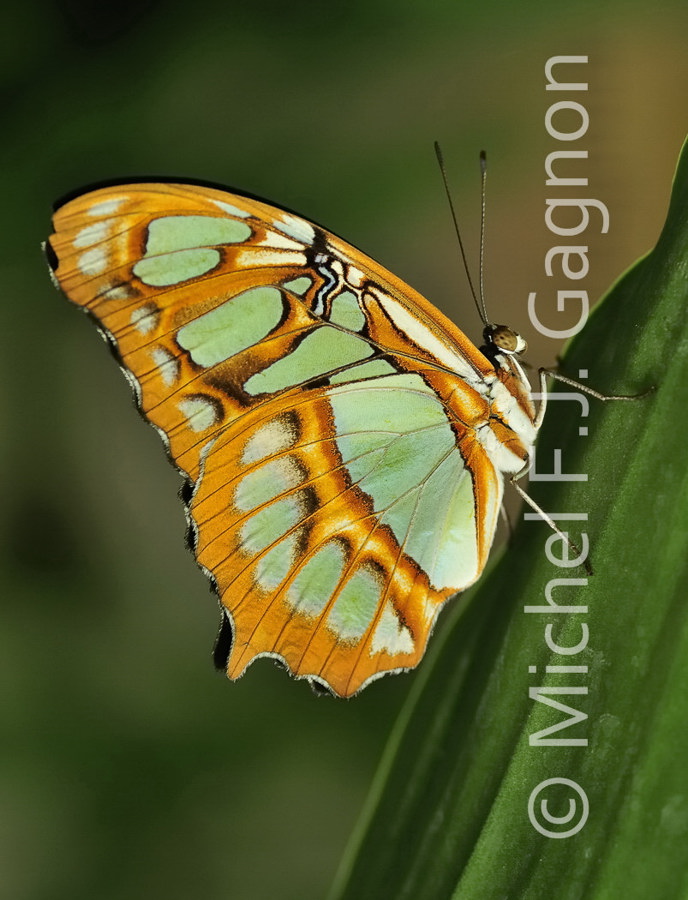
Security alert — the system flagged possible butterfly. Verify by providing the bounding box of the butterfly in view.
[46,180,540,697]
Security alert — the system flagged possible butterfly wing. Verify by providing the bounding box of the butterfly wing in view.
[47,182,530,696]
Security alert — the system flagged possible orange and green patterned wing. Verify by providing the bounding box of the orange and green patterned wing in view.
[46,182,508,696]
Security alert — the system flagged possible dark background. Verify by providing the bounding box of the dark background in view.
[3,2,688,898]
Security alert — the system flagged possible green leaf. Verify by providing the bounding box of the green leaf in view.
[330,136,688,900]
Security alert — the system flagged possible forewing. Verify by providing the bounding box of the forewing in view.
[47,183,502,695]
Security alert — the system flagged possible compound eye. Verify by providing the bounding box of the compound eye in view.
[482,324,528,357]
[491,325,527,355]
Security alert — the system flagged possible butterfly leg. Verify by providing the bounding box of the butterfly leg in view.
[499,502,514,540]
[514,369,652,574]
[509,465,593,576]
[533,367,655,429]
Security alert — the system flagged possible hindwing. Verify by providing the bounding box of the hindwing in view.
[46,182,535,696]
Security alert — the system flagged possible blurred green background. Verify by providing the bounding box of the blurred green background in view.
[3,1,688,898]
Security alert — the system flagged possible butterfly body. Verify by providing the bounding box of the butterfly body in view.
[47,182,537,696]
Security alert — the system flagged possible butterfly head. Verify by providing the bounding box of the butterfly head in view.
[483,323,527,357]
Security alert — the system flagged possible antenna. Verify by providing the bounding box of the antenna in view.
[478,150,488,322]
[434,142,490,326]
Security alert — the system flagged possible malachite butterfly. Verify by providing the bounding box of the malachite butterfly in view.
[46,180,539,698]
